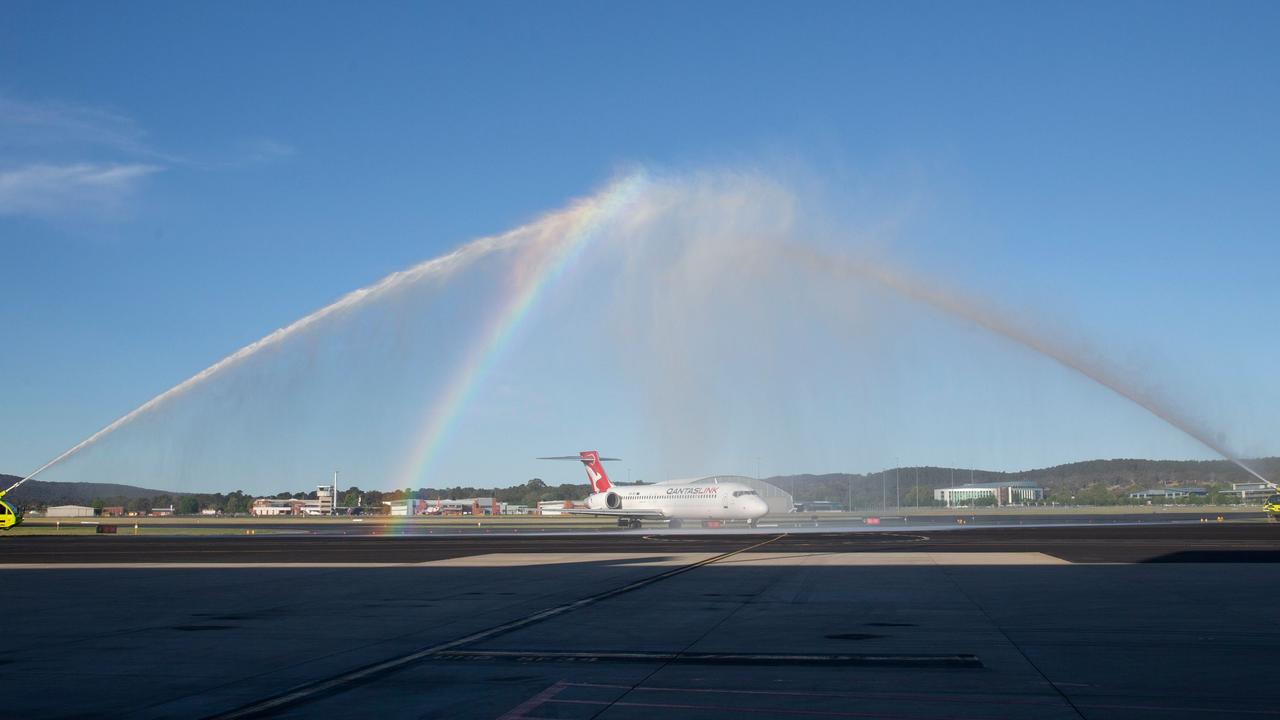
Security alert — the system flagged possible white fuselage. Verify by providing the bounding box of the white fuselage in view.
[585,481,768,522]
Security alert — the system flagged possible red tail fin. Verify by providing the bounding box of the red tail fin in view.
[579,450,612,493]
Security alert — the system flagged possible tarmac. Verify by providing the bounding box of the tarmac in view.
[2,522,1279,719]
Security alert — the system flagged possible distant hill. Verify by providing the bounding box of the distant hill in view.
[771,457,1280,508]
[3,456,1276,510]
[0,475,189,507]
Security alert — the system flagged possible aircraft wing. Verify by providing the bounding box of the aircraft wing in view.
[563,508,667,519]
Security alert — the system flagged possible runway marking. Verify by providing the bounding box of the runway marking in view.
[506,680,1049,720]
[567,681,1066,706]
[415,552,717,567]
[433,649,982,667]
[545,696,1019,719]
[711,551,1071,566]
[560,681,1280,716]
[203,533,788,720]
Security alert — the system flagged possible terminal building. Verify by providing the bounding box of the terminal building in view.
[933,480,1044,507]
[1219,482,1275,502]
[250,484,343,516]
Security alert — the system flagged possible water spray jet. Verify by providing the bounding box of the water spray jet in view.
[2,174,647,496]
[792,246,1273,487]
[4,171,1270,497]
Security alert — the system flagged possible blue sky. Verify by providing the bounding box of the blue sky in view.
[2,2,1278,493]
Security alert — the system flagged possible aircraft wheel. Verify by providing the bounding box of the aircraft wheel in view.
[747,519,758,528]
[668,519,682,529]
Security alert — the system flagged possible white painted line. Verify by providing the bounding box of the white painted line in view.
[204,534,788,720]
[0,553,720,570]
[0,551,1072,570]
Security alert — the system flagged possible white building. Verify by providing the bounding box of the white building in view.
[1128,487,1207,500]
[933,481,1044,507]
[316,484,336,515]
[537,500,579,516]
[1220,482,1273,502]
[46,505,95,517]
[251,498,306,516]
[384,499,430,516]
[386,497,502,516]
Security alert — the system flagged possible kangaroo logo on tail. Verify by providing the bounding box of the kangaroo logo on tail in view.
[579,451,612,493]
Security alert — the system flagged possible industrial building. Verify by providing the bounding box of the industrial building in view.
[45,505,95,517]
[1220,482,1274,502]
[384,499,430,516]
[794,501,844,512]
[1128,487,1207,500]
[933,480,1044,507]
[537,499,583,515]
[384,497,502,516]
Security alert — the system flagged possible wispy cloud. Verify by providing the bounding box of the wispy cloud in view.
[0,95,173,161]
[0,163,161,218]
[0,93,293,219]
[213,137,297,169]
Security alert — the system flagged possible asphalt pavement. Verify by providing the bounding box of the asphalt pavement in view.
[3,522,1279,719]
[3,521,1279,564]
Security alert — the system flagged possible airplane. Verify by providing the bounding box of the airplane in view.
[538,451,769,529]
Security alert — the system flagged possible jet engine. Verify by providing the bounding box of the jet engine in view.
[605,491,622,509]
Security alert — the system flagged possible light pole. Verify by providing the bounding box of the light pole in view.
[895,458,900,510]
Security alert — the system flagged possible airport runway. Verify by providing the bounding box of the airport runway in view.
[20,509,1263,536]
[2,522,1278,564]
[4,523,1279,719]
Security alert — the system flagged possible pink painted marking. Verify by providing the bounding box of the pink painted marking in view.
[496,680,569,720]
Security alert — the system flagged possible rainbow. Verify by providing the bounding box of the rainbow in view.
[392,172,648,491]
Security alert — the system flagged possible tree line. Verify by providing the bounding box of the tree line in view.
[68,478,592,515]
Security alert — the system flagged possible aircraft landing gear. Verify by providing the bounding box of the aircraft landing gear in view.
[747,519,758,528]
[618,518,642,529]
[668,519,682,529]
